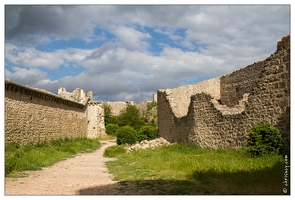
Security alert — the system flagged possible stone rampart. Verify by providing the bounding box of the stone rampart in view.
[157,35,290,150]
[5,80,88,144]
[58,87,92,104]
[87,102,106,138]
[104,101,134,116]
[159,77,220,118]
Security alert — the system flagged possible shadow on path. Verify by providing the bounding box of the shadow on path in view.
[77,179,203,195]
[78,161,287,195]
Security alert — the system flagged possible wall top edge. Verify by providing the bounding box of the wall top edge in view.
[158,35,290,94]
[5,79,88,108]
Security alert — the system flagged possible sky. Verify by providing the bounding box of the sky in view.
[4,3,291,103]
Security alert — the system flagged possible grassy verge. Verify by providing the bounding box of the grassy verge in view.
[97,134,116,141]
[103,144,126,158]
[105,144,287,195]
[5,137,101,177]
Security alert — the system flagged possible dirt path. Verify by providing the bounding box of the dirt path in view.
[5,139,125,195]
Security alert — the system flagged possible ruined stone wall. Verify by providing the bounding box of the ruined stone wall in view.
[105,101,134,116]
[58,87,92,104]
[157,36,290,150]
[135,101,150,117]
[87,102,106,138]
[5,80,88,144]
[160,77,220,118]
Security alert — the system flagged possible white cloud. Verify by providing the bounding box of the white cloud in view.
[110,25,151,51]
[4,5,290,102]
[6,67,48,86]
[154,28,182,41]
[5,44,64,69]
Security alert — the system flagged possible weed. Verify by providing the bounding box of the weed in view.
[5,137,101,177]
[106,144,285,194]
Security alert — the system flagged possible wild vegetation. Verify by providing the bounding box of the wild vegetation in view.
[104,122,287,194]
[103,102,158,145]
[5,137,101,177]
[105,143,286,194]
[246,122,283,157]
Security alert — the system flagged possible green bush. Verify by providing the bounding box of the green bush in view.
[138,125,158,141]
[106,124,119,136]
[116,126,138,145]
[137,134,148,142]
[246,122,283,157]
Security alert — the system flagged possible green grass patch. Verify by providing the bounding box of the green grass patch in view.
[97,134,116,141]
[5,137,101,177]
[103,145,126,158]
[105,144,287,195]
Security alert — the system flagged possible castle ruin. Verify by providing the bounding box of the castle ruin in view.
[157,35,290,151]
[5,36,290,151]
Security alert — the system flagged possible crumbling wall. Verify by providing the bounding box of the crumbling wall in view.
[157,35,290,150]
[104,101,134,116]
[161,77,220,118]
[58,87,92,104]
[5,80,88,144]
[87,102,106,138]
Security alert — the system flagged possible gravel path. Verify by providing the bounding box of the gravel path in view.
[5,139,126,195]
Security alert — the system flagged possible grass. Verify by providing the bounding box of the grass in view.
[97,134,116,141]
[105,144,288,195]
[103,144,126,158]
[5,137,101,177]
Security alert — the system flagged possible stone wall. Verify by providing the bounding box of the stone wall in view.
[104,101,134,116]
[58,87,93,104]
[135,101,150,117]
[87,102,106,138]
[159,77,220,118]
[5,80,88,144]
[157,35,290,150]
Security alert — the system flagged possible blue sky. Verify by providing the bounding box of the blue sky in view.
[4,3,291,102]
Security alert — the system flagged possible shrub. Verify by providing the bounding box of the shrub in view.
[106,124,119,136]
[137,134,148,143]
[116,126,138,145]
[246,122,283,157]
[138,125,158,141]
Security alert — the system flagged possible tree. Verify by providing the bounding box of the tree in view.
[118,103,145,130]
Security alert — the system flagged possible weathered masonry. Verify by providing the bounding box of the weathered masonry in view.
[5,81,106,144]
[157,35,290,150]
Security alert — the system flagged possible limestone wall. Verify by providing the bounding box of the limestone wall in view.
[104,101,133,116]
[5,80,88,144]
[58,87,92,104]
[158,77,220,118]
[135,101,150,117]
[157,35,290,150]
[87,102,106,138]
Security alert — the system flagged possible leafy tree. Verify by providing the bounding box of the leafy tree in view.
[147,101,157,112]
[102,103,112,126]
[118,103,145,130]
